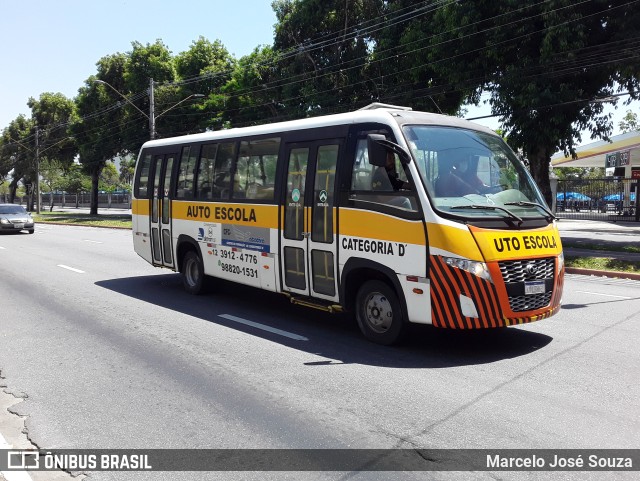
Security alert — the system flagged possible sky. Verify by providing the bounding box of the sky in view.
[1,0,636,145]
[0,0,277,128]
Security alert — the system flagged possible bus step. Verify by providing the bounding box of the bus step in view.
[288,296,343,314]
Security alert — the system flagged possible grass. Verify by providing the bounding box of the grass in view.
[565,256,640,274]
[562,241,640,254]
[33,211,132,229]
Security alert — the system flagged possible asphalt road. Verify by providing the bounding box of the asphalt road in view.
[1,224,639,481]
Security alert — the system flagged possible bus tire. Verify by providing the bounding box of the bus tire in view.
[355,280,406,345]
[182,250,205,295]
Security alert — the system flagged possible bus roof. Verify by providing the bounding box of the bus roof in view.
[141,106,497,149]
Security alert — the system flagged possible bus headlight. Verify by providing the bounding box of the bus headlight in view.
[443,256,493,283]
[557,251,564,273]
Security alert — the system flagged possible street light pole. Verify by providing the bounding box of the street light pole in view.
[149,78,156,139]
[35,125,40,214]
[93,78,202,140]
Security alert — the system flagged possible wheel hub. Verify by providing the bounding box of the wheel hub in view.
[365,293,393,333]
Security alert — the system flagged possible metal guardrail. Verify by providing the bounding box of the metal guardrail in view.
[1,193,131,210]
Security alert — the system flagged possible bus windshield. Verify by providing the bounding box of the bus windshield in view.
[404,125,548,220]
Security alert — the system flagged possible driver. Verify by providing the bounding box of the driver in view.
[435,152,487,197]
[455,156,488,193]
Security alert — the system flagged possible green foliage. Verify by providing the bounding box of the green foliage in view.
[389,0,640,205]
[119,157,136,186]
[3,0,639,212]
[553,167,605,180]
[217,46,283,127]
[27,92,76,170]
[619,110,639,133]
[0,115,34,202]
[59,164,92,194]
[99,162,121,192]
[272,0,377,117]
[173,36,236,132]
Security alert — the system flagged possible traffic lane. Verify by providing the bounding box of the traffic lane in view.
[104,274,639,452]
[0,255,366,450]
[0,224,136,278]
[2,235,640,466]
[15,257,640,454]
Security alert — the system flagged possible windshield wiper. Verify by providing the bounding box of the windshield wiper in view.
[504,201,558,221]
[451,204,523,224]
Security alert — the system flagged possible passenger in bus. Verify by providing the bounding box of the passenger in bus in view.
[372,152,409,191]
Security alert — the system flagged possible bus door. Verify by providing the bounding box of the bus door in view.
[281,141,341,301]
[150,152,176,268]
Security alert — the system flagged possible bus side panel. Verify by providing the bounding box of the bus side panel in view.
[132,198,152,264]
[171,201,279,291]
[338,208,430,324]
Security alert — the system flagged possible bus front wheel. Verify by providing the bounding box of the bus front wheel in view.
[182,250,205,295]
[355,280,406,345]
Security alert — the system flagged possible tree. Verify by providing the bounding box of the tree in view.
[619,109,639,133]
[219,46,284,126]
[272,0,378,118]
[39,158,65,211]
[369,0,472,114]
[72,72,126,214]
[119,157,136,187]
[99,162,121,192]
[124,40,178,144]
[174,37,236,131]
[0,115,34,204]
[27,92,76,167]
[403,0,640,205]
[58,164,92,208]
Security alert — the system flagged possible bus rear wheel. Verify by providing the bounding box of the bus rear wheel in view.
[182,250,205,295]
[355,280,406,345]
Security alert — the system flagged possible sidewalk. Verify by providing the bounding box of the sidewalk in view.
[558,218,640,280]
[44,206,131,216]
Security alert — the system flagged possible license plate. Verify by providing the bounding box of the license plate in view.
[13,223,24,229]
[524,281,545,295]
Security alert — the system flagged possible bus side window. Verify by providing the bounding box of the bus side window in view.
[212,142,234,200]
[233,138,280,201]
[351,139,371,191]
[196,144,218,200]
[350,137,416,211]
[134,153,152,198]
[176,145,199,199]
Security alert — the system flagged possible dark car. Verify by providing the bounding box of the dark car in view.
[0,204,35,234]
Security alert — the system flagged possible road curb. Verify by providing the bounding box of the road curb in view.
[34,222,131,230]
[565,267,640,281]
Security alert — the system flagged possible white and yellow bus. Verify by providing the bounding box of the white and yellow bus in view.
[132,104,564,344]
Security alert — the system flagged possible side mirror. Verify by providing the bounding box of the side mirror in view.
[367,134,412,166]
[367,134,388,167]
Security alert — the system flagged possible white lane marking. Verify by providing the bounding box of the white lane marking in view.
[0,431,35,481]
[0,246,5,249]
[57,264,85,274]
[575,290,632,299]
[83,239,103,244]
[218,314,309,341]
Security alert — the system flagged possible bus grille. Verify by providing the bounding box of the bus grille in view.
[499,258,555,312]
[499,258,555,283]
[508,292,553,312]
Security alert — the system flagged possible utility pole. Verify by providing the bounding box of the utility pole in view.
[149,78,156,140]
[35,125,41,214]
[94,78,201,140]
